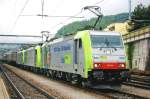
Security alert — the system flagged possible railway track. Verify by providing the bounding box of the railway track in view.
[46,78,150,99]
[2,63,150,99]
[93,89,148,99]
[41,73,150,99]
[131,75,150,83]
[0,67,25,99]
[43,73,150,99]
[123,74,150,90]
[123,80,150,90]
[0,65,54,99]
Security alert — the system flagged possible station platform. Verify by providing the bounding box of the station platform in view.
[0,73,9,99]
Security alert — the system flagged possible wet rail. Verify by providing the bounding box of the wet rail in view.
[0,66,25,99]
[123,74,150,90]
[104,89,149,99]
[0,65,54,99]
[131,75,150,83]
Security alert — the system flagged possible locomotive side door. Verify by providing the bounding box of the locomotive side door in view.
[74,39,84,75]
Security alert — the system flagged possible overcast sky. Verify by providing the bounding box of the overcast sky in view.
[0,0,149,44]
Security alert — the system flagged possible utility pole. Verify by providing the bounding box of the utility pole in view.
[129,0,131,20]
[41,0,44,18]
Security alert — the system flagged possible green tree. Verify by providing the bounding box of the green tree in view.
[128,4,150,31]
[55,13,128,37]
[132,4,150,20]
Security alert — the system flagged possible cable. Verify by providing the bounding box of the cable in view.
[50,11,83,29]
[9,0,105,33]
[20,14,84,18]
[14,0,18,7]
[92,0,105,5]
[0,35,42,38]
[50,0,106,30]
[10,0,30,32]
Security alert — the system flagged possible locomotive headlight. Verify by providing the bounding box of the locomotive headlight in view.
[120,64,125,68]
[94,63,101,68]
[94,64,98,67]
[106,50,111,54]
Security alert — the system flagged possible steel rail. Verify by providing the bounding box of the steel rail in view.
[3,65,54,99]
[108,89,150,99]
[0,66,25,99]
[123,82,150,90]
[0,34,42,38]
[130,80,150,86]
[123,80,150,90]
[131,77,150,84]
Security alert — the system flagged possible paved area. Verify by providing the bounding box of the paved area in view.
[0,73,9,99]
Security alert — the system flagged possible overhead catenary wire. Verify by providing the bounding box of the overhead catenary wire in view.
[49,0,106,30]
[50,11,83,29]
[9,0,106,34]
[14,0,18,7]
[10,0,30,32]
[20,14,84,18]
[38,0,84,30]
[0,34,42,38]
[49,12,83,30]
[92,0,105,5]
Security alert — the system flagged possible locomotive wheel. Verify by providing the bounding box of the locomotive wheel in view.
[51,71,55,78]
[61,72,66,80]
[66,73,71,82]
[81,78,87,87]
[57,71,62,79]
[46,71,49,77]
[81,80,87,87]
[71,74,79,84]
[81,79,90,88]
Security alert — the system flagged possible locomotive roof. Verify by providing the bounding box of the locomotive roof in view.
[47,34,74,45]
[26,47,35,51]
[89,30,121,36]
[45,30,121,45]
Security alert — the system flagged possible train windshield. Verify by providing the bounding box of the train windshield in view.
[91,35,123,48]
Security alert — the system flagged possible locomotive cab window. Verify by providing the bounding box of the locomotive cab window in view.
[35,50,37,56]
[79,39,82,48]
[91,35,123,48]
[35,50,37,58]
